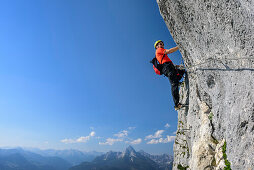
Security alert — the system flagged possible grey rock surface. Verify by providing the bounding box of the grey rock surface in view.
[156,0,254,169]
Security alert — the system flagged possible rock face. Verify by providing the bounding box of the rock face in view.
[156,0,254,169]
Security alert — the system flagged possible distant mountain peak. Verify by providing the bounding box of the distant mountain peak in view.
[121,145,137,159]
[69,146,173,170]
[125,145,135,153]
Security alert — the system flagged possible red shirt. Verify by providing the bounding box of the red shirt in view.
[155,48,172,64]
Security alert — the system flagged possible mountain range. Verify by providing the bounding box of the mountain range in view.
[26,148,102,165]
[0,148,71,170]
[70,146,173,170]
[0,147,173,170]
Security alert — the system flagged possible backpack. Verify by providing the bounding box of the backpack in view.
[150,54,165,75]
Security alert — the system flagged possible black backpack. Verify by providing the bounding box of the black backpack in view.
[150,54,165,75]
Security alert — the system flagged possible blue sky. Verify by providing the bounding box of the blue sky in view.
[0,0,183,155]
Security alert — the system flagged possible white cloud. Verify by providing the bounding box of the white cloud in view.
[128,127,136,130]
[165,136,175,142]
[147,139,159,144]
[76,136,90,143]
[113,127,136,139]
[173,131,177,135]
[99,127,136,145]
[61,138,75,144]
[90,131,96,137]
[99,138,123,145]
[126,138,142,145]
[114,130,128,138]
[145,130,165,140]
[164,123,170,128]
[147,136,175,144]
[61,131,96,144]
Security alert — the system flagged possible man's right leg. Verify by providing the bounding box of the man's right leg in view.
[177,69,186,81]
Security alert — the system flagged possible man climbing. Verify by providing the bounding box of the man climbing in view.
[153,40,186,110]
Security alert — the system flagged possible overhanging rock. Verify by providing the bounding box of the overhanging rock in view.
[156,0,254,169]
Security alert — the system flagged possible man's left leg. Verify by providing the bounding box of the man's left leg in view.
[171,82,180,107]
[168,72,180,108]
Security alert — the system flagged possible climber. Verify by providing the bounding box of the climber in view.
[153,40,186,110]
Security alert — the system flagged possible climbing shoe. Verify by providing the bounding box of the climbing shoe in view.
[176,65,185,70]
[174,104,189,110]
[174,103,183,110]
[179,81,185,87]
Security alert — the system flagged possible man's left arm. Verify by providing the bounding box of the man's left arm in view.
[165,46,179,54]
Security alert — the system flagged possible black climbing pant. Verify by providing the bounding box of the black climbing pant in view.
[162,62,185,106]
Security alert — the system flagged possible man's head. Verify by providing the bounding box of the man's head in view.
[154,40,164,49]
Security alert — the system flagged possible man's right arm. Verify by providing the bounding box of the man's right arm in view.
[165,46,179,54]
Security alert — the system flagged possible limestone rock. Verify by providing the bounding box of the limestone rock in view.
[156,0,254,169]
[214,139,226,170]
